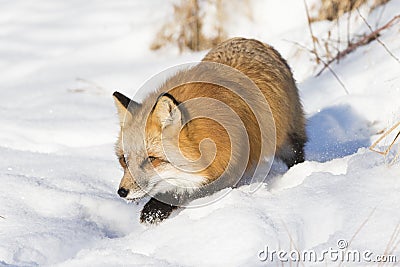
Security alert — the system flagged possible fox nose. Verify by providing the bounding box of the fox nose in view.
[117,188,129,198]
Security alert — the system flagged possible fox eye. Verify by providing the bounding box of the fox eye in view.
[145,155,164,167]
[148,156,157,162]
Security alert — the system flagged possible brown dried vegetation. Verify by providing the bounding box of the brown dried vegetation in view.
[312,0,390,21]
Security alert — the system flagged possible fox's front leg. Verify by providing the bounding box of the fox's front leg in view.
[140,197,178,224]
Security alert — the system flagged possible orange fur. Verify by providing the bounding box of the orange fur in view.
[114,37,306,199]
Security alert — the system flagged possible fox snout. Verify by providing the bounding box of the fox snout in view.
[117,171,148,201]
[117,183,147,201]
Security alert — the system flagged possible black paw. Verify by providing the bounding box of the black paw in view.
[140,198,177,224]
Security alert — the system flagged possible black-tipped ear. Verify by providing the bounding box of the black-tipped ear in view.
[113,91,140,127]
[152,93,182,129]
[113,91,131,109]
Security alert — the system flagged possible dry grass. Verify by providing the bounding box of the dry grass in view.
[298,0,399,95]
[316,14,400,76]
[151,0,203,52]
[337,207,376,267]
[150,0,251,52]
[370,122,400,166]
[312,0,390,21]
[280,219,305,267]
[379,221,400,267]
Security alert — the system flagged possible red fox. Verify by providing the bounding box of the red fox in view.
[113,38,306,224]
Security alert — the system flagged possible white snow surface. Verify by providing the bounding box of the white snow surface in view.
[0,0,400,266]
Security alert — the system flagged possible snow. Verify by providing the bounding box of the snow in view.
[0,0,399,266]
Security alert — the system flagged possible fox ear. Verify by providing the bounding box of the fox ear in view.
[113,91,140,126]
[152,93,182,129]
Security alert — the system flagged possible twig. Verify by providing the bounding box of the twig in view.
[348,207,376,246]
[336,4,341,60]
[338,207,376,267]
[379,221,400,267]
[0,216,5,219]
[387,223,400,258]
[370,121,400,165]
[303,0,320,64]
[280,219,306,267]
[375,2,387,28]
[317,14,400,76]
[286,39,349,95]
[346,5,352,46]
[356,9,400,64]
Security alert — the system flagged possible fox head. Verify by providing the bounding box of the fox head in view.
[113,91,209,202]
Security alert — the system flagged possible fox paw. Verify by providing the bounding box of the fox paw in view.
[140,198,176,224]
